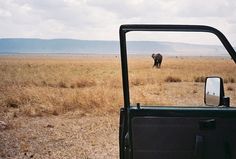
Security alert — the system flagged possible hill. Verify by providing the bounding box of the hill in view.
[0,38,228,56]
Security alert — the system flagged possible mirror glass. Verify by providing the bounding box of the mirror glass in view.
[205,77,221,106]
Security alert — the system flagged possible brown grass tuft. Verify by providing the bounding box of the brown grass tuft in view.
[75,79,96,88]
[194,76,205,82]
[130,77,156,86]
[225,77,235,83]
[227,86,234,91]
[6,98,19,108]
[192,90,198,94]
[229,77,235,83]
[131,78,145,86]
[70,84,76,89]
[41,80,47,86]
[52,110,59,116]
[57,81,68,88]
[164,76,181,82]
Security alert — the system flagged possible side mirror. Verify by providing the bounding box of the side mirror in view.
[204,77,225,106]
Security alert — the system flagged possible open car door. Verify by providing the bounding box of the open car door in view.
[119,25,236,159]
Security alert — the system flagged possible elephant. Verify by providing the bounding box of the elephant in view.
[152,53,163,68]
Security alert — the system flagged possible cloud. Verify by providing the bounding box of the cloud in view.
[175,0,236,18]
[0,0,236,46]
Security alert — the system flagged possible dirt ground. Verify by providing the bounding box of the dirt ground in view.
[1,111,119,159]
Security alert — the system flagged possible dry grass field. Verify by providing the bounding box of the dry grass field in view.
[0,55,236,158]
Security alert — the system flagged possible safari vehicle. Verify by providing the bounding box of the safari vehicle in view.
[119,25,236,159]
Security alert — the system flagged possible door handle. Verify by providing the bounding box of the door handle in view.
[199,119,216,130]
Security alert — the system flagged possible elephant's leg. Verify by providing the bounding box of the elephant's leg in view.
[153,61,156,68]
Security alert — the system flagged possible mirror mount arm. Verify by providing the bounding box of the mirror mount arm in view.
[223,97,230,107]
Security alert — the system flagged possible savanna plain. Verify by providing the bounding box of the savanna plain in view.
[0,55,236,159]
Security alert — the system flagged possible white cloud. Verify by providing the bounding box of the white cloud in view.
[0,0,236,46]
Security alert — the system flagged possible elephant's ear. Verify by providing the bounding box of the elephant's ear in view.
[151,54,155,58]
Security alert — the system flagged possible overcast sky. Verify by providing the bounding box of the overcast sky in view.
[1,0,236,45]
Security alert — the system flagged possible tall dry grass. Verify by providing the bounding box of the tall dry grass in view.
[0,56,235,117]
[128,57,236,106]
[0,56,123,117]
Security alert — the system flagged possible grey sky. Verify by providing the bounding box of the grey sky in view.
[1,0,236,45]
